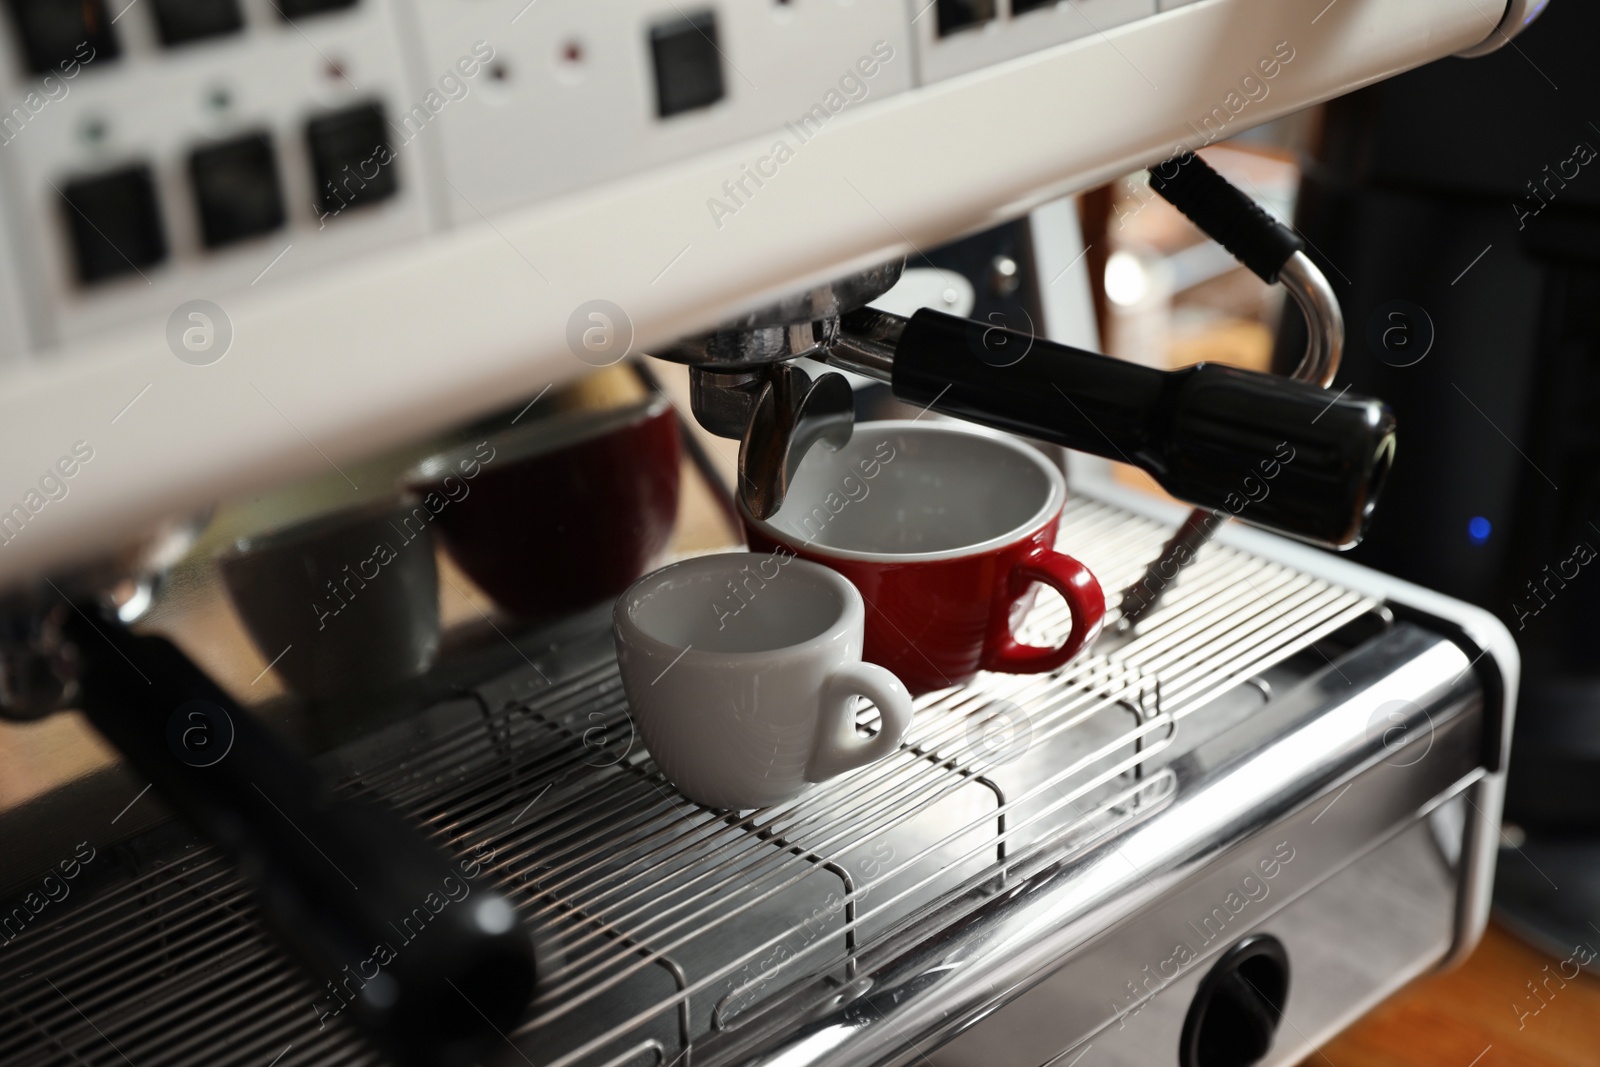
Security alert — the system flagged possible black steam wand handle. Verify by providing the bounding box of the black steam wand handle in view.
[1147,150,1304,284]
[833,307,1392,549]
[61,603,537,1067]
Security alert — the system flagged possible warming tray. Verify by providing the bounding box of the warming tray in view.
[0,490,1514,1067]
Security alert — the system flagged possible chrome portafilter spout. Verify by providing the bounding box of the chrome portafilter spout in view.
[651,260,904,518]
[737,362,855,519]
[681,357,855,518]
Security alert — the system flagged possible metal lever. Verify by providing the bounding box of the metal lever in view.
[1116,153,1346,628]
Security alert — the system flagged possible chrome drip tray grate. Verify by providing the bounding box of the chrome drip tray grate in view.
[0,498,1380,1067]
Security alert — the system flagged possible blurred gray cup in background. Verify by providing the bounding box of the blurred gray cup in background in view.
[217,496,440,700]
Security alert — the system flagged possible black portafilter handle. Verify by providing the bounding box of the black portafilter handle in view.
[849,307,1394,548]
[1147,150,1304,285]
[61,605,537,1067]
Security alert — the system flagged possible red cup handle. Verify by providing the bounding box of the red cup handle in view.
[981,548,1106,675]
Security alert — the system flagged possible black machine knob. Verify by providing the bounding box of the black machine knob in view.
[1180,934,1290,1067]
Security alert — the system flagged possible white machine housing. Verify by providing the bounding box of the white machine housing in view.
[0,0,1531,586]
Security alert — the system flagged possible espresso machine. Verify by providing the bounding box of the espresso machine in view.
[0,3,1542,1066]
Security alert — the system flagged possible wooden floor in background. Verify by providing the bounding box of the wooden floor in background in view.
[1302,923,1600,1067]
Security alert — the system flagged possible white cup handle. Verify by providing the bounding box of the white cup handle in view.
[808,662,914,782]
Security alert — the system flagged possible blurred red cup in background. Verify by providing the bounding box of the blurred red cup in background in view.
[409,394,681,620]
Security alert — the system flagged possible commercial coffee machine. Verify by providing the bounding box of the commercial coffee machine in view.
[0,3,1542,1067]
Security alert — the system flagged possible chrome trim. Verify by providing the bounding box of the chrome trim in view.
[1445,771,1506,971]
[655,262,904,367]
[1076,474,1519,978]
[823,308,904,384]
[712,625,1483,1067]
[967,810,1468,1067]
[1279,250,1344,390]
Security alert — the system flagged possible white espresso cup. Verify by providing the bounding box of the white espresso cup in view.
[613,552,915,810]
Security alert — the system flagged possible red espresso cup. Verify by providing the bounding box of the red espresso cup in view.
[408,394,680,620]
[742,420,1104,696]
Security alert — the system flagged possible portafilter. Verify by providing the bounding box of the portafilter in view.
[650,161,1393,560]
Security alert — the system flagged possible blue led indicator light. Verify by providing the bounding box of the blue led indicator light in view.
[1468,516,1491,544]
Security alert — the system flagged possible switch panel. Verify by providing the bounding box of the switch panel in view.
[0,0,1395,362]
[0,0,1188,350]
[917,0,1156,84]
[0,0,427,347]
[937,0,996,36]
[277,0,359,19]
[59,165,167,284]
[404,0,914,224]
[151,0,244,47]
[649,9,724,118]
[306,103,398,215]
[3,0,119,75]
[189,132,286,248]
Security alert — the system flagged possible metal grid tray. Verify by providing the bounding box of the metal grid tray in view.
[0,498,1379,1067]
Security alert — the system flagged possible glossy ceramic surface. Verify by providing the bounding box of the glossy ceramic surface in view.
[613,553,913,810]
[743,421,1104,695]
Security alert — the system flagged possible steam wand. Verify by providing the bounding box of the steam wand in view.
[1112,152,1345,627]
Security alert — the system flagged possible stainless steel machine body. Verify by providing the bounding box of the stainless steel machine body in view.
[0,480,1514,1067]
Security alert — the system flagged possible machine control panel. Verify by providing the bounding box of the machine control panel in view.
[0,0,1220,362]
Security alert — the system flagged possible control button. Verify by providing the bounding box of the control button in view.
[189,133,285,248]
[935,0,995,36]
[649,10,724,118]
[59,165,167,285]
[4,0,120,74]
[305,103,397,216]
[152,0,243,47]
[276,0,357,18]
